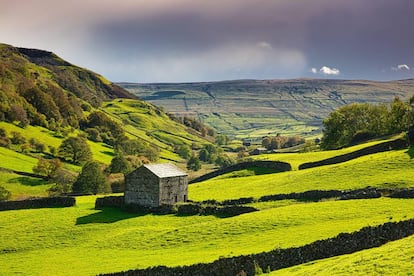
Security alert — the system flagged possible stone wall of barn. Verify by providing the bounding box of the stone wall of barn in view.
[124,167,160,207]
[159,176,188,205]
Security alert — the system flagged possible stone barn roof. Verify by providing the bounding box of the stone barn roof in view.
[143,163,187,178]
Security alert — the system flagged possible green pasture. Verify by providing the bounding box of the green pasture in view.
[0,171,51,200]
[0,146,38,173]
[189,148,414,201]
[273,233,414,275]
[0,197,413,275]
[251,138,391,170]
[0,121,114,165]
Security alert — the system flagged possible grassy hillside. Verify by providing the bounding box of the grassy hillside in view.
[120,79,414,138]
[189,147,414,201]
[0,196,413,275]
[101,99,208,162]
[273,234,414,275]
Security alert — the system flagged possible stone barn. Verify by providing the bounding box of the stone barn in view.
[124,163,188,207]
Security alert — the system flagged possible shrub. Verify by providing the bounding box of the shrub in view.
[0,186,11,201]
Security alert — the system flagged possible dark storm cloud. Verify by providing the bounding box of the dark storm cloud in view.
[1,0,413,81]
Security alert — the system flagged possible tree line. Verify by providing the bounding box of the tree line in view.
[322,96,414,149]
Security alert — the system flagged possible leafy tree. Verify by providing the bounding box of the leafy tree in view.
[9,104,28,127]
[143,146,159,162]
[85,128,102,142]
[29,138,46,152]
[58,136,92,165]
[214,153,234,168]
[0,128,6,138]
[72,161,110,194]
[109,154,132,174]
[33,158,62,180]
[187,155,201,171]
[177,144,192,159]
[0,186,11,201]
[215,134,228,146]
[198,148,210,162]
[47,168,76,196]
[115,137,147,155]
[10,131,26,145]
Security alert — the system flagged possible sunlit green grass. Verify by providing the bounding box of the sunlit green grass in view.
[272,233,414,275]
[251,139,391,170]
[0,196,413,275]
[189,149,414,201]
[0,171,51,200]
[0,147,38,173]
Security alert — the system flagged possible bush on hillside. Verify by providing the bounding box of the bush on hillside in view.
[0,186,11,201]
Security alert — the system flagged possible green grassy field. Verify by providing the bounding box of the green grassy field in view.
[0,196,413,275]
[251,138,391,170]
[1,138,414,275]
[272,233,414,275]
[189,148,414,201]
[0,171,51,200]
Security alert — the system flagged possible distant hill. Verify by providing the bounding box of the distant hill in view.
[119,79,414,138]
[0,43,136,128]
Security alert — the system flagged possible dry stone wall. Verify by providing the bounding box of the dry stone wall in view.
[99,218,414,276]
[189,161,291,184]
[299,138,408,170]
[0,196,75,211]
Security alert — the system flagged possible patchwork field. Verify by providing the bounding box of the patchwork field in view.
[120,79,414,138]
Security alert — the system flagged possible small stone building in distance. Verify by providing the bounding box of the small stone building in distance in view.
[124,163,188,207]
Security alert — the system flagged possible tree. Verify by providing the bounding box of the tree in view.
[187,155,201,171]
[10,131,26,145]
[177,144,192,159]
[109,154,132,174]
[215,134,228,146]
[0,186,11,201]
[47,168,77,196]
[214,154,234,169]
[33,158,62,180]
[143,147,159,162]
[72,161,110,194]
[58,136,92,165]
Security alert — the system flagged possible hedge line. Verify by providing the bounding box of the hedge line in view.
[189,161,292,184]
[0,196,76,211]
[99,218,414,276]
[299,138,408,170]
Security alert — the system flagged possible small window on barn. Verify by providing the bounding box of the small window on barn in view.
[183,195,187,202]
[174,195,178,203]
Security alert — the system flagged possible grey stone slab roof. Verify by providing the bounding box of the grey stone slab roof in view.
[144,163,188,178]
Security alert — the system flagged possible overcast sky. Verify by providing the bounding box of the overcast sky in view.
[1,0,414,82]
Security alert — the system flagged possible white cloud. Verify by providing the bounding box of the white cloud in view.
[319,66,340,75]
[391,64,410,71]
[311,66,340,76]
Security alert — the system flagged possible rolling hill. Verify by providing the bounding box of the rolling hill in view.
[120,79,414,138]
[0,44,211,199]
